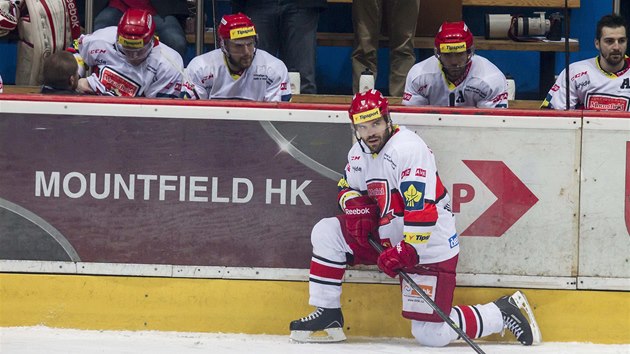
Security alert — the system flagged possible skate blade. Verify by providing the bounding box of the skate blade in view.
[511,291,542,345]
[289,328,346,343]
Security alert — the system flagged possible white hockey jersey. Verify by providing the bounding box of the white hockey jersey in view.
[403,55,508,108]
[77,27,184,98]
[541,56,630,110]
[182,48,291,102]
[338,126,459,265]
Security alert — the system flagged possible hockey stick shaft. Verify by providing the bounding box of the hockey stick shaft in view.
[368,238,486,354]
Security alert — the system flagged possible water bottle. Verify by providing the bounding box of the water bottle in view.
[359,68,374,93]
[506,74,516,101]
[288,70,301,95]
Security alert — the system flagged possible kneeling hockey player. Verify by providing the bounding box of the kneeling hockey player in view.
[290,89,541,347]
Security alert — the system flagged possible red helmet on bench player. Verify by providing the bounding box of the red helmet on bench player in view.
[116,9,156,66]
[434,21,474,82]
[218,13,257,71]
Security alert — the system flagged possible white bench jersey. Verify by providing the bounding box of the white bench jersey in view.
[182,48,291,102]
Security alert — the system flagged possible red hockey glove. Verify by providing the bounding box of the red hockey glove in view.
[343,195,379,247]
[377,241,419,278]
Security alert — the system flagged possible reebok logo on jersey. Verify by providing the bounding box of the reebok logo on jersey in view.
[345,207,371,215]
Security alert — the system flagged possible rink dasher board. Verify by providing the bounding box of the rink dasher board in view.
[0,98,350,123]
[0,97,628,291]
[579,115,630,282]
[403,114,581,278]
[0,259,581,289]
[1,257,625,290]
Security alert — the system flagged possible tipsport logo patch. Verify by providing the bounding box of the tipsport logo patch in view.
[404,232,430,244]
[352,107,380,124]
[401,181,425,211]
[118,36,144,48]
[440,41,466,53]
[230,26,256,39]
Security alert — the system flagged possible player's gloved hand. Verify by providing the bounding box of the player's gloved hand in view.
[343,195,379,247]
[377,241,419,278]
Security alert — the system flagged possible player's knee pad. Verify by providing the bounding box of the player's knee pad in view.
[311,217,339,246]
[311,217,346,260]
[411,320,454,347]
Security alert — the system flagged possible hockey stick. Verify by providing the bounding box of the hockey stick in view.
[368,238,486,354]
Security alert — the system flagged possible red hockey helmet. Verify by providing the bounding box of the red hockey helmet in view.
[116,9,155,64]
[434,21,474,54]
[218,13,257,42]
[117,9,155,48]
[348,89,390,125]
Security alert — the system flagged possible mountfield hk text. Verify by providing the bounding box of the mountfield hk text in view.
[34,171,312,205]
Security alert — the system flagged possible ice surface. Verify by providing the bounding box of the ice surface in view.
[1,326,629,354]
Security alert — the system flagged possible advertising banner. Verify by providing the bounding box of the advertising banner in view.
[396,112,582,277]
[1,98,628,290]
[0,110,351,268]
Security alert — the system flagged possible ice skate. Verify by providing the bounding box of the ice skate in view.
[494,291,542,345]
[289,307,346,343]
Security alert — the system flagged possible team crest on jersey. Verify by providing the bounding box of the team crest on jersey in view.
[99,67,140,97]
[585,93,629,111]
[401,181,425,211]
[367,179,390,217]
